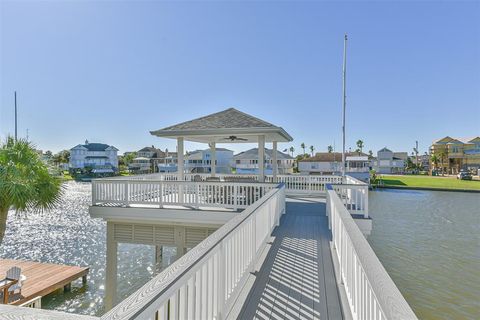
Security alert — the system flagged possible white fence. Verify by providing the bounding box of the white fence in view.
[111,173,344,195]
[92,180,275,210]
[100,184,286,320]
[326,185,417,320]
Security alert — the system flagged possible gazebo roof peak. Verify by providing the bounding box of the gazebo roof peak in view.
[150,107,293,143]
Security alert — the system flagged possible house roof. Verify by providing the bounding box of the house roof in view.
[72,142,118,152]
[378,147,392,153]
[234,148,293,160]
[433,136,480,145]
[150,108,293,143]
[187,148,233,156]
[138,146,162,153]
[299,152,367,163]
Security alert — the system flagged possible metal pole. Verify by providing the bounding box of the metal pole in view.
[14,91,18,141]
[342,34,348,177]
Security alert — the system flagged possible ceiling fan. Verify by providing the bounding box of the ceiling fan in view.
[222,135,248,142]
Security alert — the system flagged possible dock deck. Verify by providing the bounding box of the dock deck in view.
[237,198,344,320]
[0,259,89,305]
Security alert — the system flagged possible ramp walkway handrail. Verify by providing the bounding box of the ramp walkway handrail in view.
[100,183,286,320]
[326,184,417,320]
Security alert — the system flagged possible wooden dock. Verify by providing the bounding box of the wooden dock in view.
[0,259,89,306]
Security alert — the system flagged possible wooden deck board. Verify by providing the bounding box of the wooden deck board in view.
[0,259,89,305]
[237,198,343,320]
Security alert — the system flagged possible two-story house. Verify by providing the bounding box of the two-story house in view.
[233,148,294,174]
[430,136,480,174]
[129,146,165,173]
[70,140,119,173]
[185,148,234,174]
[372,147,405,174]
[298,152,370,182]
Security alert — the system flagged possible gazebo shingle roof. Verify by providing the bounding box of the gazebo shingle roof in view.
[150,107,292,143]
[157,108,276,131]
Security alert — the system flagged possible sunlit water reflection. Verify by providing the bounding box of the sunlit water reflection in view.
[0,181,176,317]
[368,189,480,320]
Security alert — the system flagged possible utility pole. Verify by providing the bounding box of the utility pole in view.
[342,34,348,177]
[14,91,18,141]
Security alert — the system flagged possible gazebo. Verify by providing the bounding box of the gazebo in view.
[150,108,293,181]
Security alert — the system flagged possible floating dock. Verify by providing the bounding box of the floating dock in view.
[0,259,89,305]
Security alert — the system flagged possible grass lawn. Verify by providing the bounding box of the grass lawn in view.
[377,175,480,191]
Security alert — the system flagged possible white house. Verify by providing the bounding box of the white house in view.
[185,148,234,174]
[70,140,119,173]
[129,146,165,173]
[372,147,405,174]
[233,148,294,175]
[298,152,370,182]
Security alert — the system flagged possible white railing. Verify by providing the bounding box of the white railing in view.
[92,179,276,210]
[101,184,286,320]
[114,173,344,195]
[19,296,42,309]
[326,185,417,320]
[332,184,369,218]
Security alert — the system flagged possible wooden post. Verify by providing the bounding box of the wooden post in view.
[210,142,216,177]
[178,137,185,202]
[258,135,265,182]
[272,141,278,181]
[105,222,118,311]
[155,245,163,274]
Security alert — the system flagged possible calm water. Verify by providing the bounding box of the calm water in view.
[0,181,176,317]
[368,189,480,320]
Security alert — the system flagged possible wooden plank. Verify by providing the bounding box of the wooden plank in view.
[237,198,343,320]
[0,259,89,306]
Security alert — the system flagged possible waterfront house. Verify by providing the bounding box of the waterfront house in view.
[233,148,294,174]
[69,140,118,174]
[430,136,480,174]
[371,147,406,174]
[298,151,370,174]
[129,146,165,173]
[185,148,234,174]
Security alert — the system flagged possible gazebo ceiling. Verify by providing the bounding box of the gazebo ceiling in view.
[150,108,293,143]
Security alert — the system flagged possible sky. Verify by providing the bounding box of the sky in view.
[1,0,479,156]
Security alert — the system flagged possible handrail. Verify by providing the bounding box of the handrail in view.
[101,183,286,320]
[326,185,417,320]
[92,180,276,210]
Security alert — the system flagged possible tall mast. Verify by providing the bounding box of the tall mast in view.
[15,91,18,141]
[342,34,348,176]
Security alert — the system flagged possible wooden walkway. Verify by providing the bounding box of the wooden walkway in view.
[237,198,343,320]
[0,259,89,305]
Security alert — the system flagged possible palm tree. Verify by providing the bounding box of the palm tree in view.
[289,146,295,157]
[300,143,306,156]
[0,137,63,244]
[327,145,333,153]
[310,145,315,156]
[356,140,364,153]
[430,154,439,171]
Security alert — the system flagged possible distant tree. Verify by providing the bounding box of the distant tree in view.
[53,150,70,165]
[327,145,333,153]
[0,137,62,244]
[300,143,306,155]
[45,150,53,158]
[368,150,373,158]
[123,152,137,165]
[310,145,315,156]
[289,146,295,157]
[356,140,364,153]
[430,154,439,171]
